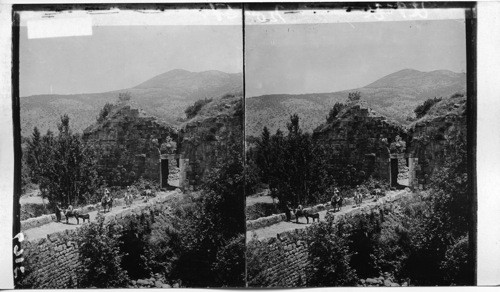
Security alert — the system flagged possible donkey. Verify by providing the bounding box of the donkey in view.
[305,212,320,223]
[294,205,307,224]
[64,206,81,224]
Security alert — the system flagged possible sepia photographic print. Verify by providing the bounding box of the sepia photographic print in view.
[244,3,475,288]
[14,5,245,288]
[9,2,479,289]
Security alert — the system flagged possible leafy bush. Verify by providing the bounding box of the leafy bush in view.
[326,102,345,123]
[441,236,471,285]
[347,91,361,103]
[211,234,245,287]
[25,116,102,207]
[245,202,280,220]
[118,92,132,103]
[175,133,245,287]
[118,213,153,279]
[96,103,114,123]
[414,97,442,119]
[185,98,213,119]
[246,236,274,287]
[305,221,358,286]
[76,215,129,288]
[145,212,182,278]
[20,203,50,220]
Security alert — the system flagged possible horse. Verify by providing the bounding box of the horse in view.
[64,206,81,224]
[101,195,113,213]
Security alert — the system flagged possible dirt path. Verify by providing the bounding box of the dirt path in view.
[246,190,405,242]
[24,191,179,242]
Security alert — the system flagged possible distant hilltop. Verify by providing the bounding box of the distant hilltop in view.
[245,69,466,138]
[20,69,243,137]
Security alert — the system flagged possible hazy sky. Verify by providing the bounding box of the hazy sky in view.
[20,25,242,96]
[246,19,466,97]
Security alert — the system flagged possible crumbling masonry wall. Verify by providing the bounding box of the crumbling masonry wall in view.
[20,194,177,288]
[247,191,413,287]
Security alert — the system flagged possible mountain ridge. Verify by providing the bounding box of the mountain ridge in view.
[21,69,243,137]
[246,69,466,138]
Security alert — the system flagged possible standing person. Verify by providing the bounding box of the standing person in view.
[55,203,62,222]
[285,202,292,222]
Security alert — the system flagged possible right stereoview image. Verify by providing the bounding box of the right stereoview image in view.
[244,8,474,287]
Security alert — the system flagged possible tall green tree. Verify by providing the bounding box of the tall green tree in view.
[25,115,102,207]
[176,133,245,287]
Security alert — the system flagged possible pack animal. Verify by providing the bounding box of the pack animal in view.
[293,205,306,224]
[64,206,81,224]
[305,212,320,223]
[78,213,90,223]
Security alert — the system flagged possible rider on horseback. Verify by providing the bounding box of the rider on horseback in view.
[101,188,113,212]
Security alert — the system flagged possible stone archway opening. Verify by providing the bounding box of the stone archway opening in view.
[159,154,188,191]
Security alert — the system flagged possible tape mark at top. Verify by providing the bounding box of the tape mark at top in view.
[27,17,92,39]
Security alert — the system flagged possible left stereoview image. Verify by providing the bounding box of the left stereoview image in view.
[13,5,244,288]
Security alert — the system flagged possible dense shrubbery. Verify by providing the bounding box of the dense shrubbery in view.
[305,222,358,286]
[176,133,245,287]
[73,133,245,288]
[246,234,274,287]
[185,98,213,119]
[25,116,102,208]
[76,215,129,288]
[326,102,346,123]
[414,97,442,119]
[96,103,114,123]
[303,133,472,286]
[248,114,372,210]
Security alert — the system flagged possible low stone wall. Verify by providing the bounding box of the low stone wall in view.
[247,190,412,287]
[20,193,177,288]
[246,198,355,231]
[21,197,132,231]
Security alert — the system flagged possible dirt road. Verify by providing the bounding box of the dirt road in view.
[24,191,179,242]
[246,190,405,242]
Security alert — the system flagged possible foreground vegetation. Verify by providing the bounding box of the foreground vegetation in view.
[247,95,472,286]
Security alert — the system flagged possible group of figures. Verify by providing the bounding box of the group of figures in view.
[284,203,321,224]
[283,186,386,224]
[52,186,157,225]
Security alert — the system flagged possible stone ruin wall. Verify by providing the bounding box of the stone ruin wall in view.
[313,105,407,182]
[247,190,413,287]
[408,112,467,186]
[83,105,178,183]
[180,105,242,189]
[20,194,176,289]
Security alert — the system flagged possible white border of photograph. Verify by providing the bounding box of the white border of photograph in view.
[0,0,499,289]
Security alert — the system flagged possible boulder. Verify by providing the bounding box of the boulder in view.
[155,280,164,288]
[136,279,149,286]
